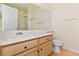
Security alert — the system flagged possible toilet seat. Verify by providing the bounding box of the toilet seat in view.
[53,40,63,46]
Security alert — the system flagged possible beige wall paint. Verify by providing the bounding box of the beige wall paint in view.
[52,4,79,53]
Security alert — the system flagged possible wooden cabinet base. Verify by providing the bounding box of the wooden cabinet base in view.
[16,47,38,56]
[39,41,52,56]
[0,35,53,56]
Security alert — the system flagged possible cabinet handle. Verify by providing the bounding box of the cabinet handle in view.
[47,38,49,40]
[41,48,42,51]
[24,46,27,49]
[37,50,39,52]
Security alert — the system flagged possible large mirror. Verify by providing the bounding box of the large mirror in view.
[17,11,28,30]
[0,3,52,32]
[0,5,2,32]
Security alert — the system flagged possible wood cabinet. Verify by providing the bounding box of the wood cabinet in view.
[17,47,38,56]
[39,41,52,56]
[0,42,26,56]
[38,35,52,45]
[0,35,53,56]
[0,39,38,56]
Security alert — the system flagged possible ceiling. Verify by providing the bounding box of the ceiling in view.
[34,3,52,11]
[4,3,38,12]
[4,3,54,11]
[5,3,79,12]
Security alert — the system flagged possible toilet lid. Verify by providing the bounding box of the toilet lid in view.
[53,40,63,43]
[53,40,64,46]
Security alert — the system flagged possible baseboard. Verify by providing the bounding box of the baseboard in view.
[64,47,79,54]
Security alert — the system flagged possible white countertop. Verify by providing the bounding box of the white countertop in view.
[0,30,53,46]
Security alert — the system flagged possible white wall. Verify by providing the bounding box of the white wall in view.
[52,4,79,53]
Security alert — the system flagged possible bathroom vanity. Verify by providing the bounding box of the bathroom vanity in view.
[0,4,53,56]
[0,30,53,56]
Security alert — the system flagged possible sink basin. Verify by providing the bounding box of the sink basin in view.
[16,32,23,35]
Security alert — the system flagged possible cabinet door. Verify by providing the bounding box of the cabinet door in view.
[1,42,26,56]
[38,35,52,45]
[2,4,18,31]
[26,49,38,56]
[39,41,52,56]
[1,39,38,56]
[17,47,38,56]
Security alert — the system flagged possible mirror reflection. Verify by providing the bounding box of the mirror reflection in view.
[0,3,52,32]
[0,6,2,32]
[17,11,28,30]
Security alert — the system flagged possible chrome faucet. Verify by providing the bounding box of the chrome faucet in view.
[16,32,23,35]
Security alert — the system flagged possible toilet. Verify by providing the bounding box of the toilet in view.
[53,39,63,53]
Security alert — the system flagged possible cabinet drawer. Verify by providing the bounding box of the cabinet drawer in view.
[1,39,38,56]
[25,39,38,49]
[17,47,38,56]
[39,35,52,45]
[1,42,26,56]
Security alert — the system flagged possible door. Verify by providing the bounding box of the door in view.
[2,4,18,31]
[39,41,52,56]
